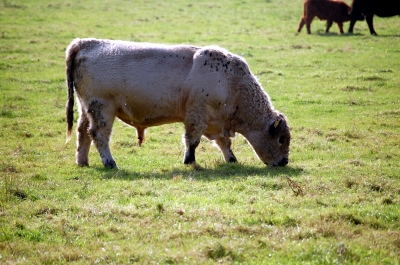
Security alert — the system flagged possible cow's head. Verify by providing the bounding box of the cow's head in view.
[246,113,291,167]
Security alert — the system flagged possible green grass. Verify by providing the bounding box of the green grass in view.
[1,0,400,263]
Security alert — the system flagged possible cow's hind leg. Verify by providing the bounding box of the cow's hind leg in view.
[298,17,306,33]
[326,20,333,33]
[336,22,344,34]
[76,106,91,166]
[215,137,237,163]
[87,100,117,169]
[183,109,208,165]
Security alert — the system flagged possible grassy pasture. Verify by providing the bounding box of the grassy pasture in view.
[1,0,400,263]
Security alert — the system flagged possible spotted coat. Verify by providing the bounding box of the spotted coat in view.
[66,38,291,168]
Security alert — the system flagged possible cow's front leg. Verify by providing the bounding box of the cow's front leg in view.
[215,137,237,163]
[87,100,117,169]
[348,19,356,34]
[76,107,91,166]
[183,111,207,165]
[305,16,315,34]
[183,138,200,165]
[366,15,377,35]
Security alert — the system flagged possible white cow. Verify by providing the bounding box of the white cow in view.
[66,38,290,169]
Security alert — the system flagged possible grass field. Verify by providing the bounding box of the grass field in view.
[1,0,400,264]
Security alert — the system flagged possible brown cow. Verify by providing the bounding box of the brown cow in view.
[298,0,352,34]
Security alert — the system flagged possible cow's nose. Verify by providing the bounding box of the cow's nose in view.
[278,157,288,166]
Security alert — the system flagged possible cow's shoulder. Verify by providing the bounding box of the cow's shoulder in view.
[193,46,251,78]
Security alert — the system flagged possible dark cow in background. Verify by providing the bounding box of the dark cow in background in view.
[348,0,400,35]
[298,0,352,34]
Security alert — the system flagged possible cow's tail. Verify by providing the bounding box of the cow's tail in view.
[65,39,81,143]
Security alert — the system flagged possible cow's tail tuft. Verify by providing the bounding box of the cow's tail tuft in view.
[65,39,81,143]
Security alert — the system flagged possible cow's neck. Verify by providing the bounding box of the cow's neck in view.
[230,79,275,135]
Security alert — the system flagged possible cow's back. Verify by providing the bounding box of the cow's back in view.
[372,0,400,17]
[74,39,198,97]
[71,39,200,126]
[304,0,350,21]
[352,0,400,17]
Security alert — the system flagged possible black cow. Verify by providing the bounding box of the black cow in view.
[348,0,400,35]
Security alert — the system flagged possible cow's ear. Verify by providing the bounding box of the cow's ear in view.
[269,119,280,136]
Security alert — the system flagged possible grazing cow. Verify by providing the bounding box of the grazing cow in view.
[298,0,352,34]
[348,0,400,35]
[65,38,291,169]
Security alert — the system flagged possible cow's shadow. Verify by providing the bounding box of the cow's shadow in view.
[316,31,363,36]
[316,31,398,37]
[96,162,305,181]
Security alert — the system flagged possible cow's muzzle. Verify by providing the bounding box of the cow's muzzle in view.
[275,157,288,167]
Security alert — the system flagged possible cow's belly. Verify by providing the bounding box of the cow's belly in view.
[114,86,187,127]
[81,59,191,127]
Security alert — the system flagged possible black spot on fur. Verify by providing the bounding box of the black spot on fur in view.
[206,94,209,97]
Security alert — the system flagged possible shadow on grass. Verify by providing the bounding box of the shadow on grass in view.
[316,31,399,38]
[96,162,305,182]
[315,31,363,37]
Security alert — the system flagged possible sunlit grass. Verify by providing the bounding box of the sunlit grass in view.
[0,0,399,264]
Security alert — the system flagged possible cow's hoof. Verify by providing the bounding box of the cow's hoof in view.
[77,162,89,167]
[228,156,237,163]
[183,152,195,165]
[104,160,117,169]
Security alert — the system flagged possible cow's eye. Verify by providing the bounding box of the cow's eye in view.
[278,136,285,144]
